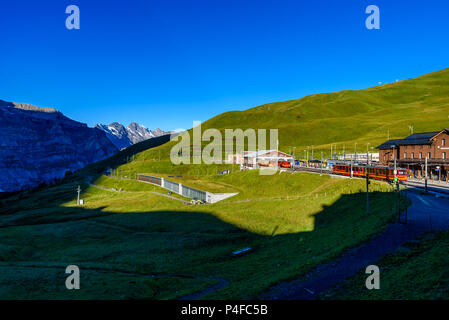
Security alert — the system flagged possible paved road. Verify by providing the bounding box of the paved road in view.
[260,189,449,300]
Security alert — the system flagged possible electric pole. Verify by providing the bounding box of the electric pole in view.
[320,151,323,176]
[77,185,81,205]
[425,157,428,193]
[366,172,370,215]
[366,143,370,165]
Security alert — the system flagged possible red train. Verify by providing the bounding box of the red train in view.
[278,161,292,168]
[333,164,409,181]
[257,160,292,168]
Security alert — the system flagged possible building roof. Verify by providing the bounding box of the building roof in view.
[376,139,405,149]
[244,150,293,158]
[376,129,449,149]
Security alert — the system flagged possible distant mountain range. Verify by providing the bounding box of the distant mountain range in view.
[94,122,169,150]
[0,99,169,193]
[0,99,119,193]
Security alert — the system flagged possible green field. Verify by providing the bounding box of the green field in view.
[0,162,405,299]
[2,67,448,299]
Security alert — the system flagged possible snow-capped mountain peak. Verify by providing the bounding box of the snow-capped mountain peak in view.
[94,122,169,150]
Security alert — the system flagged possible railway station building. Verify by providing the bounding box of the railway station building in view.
[376,128,449,183]
[241,150,293,168]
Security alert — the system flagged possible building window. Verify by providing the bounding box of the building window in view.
[443,139,446,147]
[403,152,407,159]
[411,152,414,159]
[428,152,431,159]
[419,152,422,159]
[443,152,446,160]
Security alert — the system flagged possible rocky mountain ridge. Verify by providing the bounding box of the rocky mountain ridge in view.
[0,99,119,193]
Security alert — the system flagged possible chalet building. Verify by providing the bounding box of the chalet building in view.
[376,128,449,182]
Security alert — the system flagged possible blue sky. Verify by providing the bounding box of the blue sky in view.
[1,0,448,131]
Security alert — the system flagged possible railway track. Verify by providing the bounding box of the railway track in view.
[401,180,449,195]
[291,166,449,195]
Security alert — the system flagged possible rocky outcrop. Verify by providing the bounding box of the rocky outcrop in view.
[95,122,169,150]
[0,100,118,192]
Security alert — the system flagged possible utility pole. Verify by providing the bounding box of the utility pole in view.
[77,185,81,205]
[343,144,346,161]
[330,144,333,160]
[306,146,310,166]
[320,151,323,176]
[425,157,428,193]
[394,147,399,192]
[366,173,370,215]
[366,143,370,165]
[350,156,353,178]
[354,142,357,163]
[293,147,296,159]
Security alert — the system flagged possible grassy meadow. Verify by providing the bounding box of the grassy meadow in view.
[323,231,449,300]
[4,67,449,299]
[0,155,406,299]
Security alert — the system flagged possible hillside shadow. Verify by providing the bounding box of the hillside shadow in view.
[0,136,405,299]
[0,182,401,300]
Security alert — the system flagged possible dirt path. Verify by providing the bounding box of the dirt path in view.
[260,189,449,300]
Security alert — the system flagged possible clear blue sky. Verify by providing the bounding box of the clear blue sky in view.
[1,0,448,131]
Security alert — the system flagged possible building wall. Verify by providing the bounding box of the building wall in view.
[399,132,449,160]
[399,144,432,160]
[379,148,399,164]
[433,131,449,159]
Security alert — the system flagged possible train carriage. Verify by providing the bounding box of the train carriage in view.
[333,164,409,181]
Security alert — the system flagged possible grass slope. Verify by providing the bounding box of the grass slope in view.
[0,169,405,299]
[203,67,449,154]
[136,67,449,159]
[323,231,449,299]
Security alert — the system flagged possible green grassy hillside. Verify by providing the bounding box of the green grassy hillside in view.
[201,67,449,155]
[1,68,447,300]
[95,68,449,177]
[0,169,405,299]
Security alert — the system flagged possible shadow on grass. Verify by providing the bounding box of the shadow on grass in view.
[0,137,405,299]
